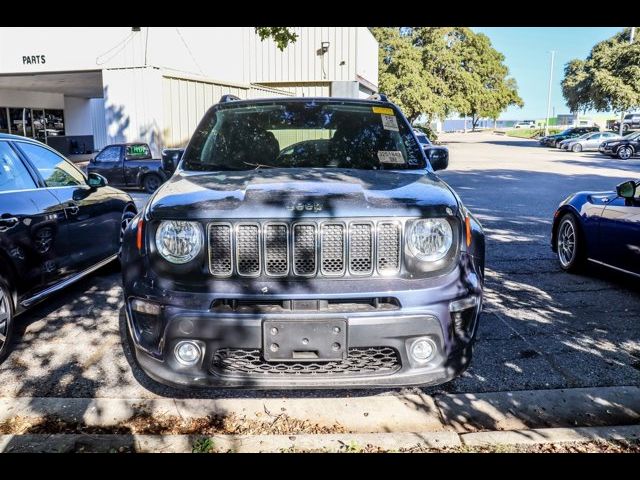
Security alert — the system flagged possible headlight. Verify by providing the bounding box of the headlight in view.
[155,220,203,264]
[407,218,453,262]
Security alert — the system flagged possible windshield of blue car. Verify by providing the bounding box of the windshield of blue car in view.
[182,100,426,171]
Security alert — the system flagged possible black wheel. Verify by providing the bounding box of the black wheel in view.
[104,210,136,274]
[142,174,162,194]
[571,143,582,153]
[0,275,14,364]
[617,146,633,160]
[556,213,585,272]
[120,210,136,251]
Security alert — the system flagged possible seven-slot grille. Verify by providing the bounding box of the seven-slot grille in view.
[208,220,402,278]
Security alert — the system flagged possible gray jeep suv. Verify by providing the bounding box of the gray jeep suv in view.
[120,95,485,389]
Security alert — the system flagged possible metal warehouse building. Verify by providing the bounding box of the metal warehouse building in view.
[0,27,379,157]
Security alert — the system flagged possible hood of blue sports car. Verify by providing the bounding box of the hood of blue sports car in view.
[147,168,459,220]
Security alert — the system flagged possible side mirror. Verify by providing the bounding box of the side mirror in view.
[426,147,449,171]
[616,180,637,199]
[87,172,108,188]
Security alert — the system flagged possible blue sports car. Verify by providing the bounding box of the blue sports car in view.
[552,180,640,276]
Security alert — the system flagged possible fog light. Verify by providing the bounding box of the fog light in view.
[175,341,202,366]
[131,299,161,315]
[410,338,436,362]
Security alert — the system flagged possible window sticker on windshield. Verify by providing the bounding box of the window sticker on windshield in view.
[127,145,147,156]
[381,114,399,131]
[372,106,394,115]
[377,150,405,165]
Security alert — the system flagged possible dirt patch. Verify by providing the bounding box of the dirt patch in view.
[0,408,347,436]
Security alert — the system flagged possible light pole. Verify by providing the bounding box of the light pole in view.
[544,50,556,137]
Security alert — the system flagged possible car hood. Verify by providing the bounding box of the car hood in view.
[147,168,460,220]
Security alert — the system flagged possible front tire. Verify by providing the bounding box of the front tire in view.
[571,143,582,152]
[0,275,14,364]
[617,146,633,160]
[142,174,162,194]
[556,213,585,273]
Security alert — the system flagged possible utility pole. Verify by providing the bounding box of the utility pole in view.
[544,50,555,137]
[620,27,636,135]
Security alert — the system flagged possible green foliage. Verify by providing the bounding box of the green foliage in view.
[506,127,561,139]
[448,28,523,129]
[412,123,439,142]
[255,27,298,51]
[192,437,215,453]
[371,27,522,126]
[562,27,640,113]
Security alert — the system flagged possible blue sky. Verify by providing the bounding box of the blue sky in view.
[472,27,623,120]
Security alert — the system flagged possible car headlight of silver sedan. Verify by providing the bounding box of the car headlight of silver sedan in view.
[155,220,203,264]
[406,218,454,262]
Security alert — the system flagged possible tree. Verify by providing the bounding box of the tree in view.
[449,28,523,130]
[371,27,450,123]
[254,27,298,51]
[562,27,640,115]
[371,27,522,128]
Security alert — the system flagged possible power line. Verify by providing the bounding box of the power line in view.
[176,27,205,76]
[96,31,135,66]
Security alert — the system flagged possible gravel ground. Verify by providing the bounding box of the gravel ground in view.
[1,132,638,403]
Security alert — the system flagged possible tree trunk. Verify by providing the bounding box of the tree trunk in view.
[472,115,479,131]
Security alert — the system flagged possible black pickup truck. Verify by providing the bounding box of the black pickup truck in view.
[88,143,176,193]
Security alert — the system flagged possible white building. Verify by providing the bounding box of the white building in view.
[0,27,378,156]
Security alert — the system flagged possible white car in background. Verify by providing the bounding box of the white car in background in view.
[514,121,536,129]
[562,131,621,152]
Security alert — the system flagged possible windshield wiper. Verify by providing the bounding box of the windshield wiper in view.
[243,161,277,169]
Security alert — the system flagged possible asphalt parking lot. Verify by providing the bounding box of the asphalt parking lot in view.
[1,132,639,400]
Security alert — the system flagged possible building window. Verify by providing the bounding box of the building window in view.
[0,107,65,140]
[9,108,33,137]
[0,108,9,134]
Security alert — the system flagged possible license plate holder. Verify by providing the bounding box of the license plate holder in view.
[262,319,347,362]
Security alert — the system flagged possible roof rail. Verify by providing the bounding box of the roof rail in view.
[367,93,389,102]
[219,94,241,103]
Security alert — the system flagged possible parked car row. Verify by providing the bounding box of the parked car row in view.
[538,126,639,159]
[538,126,600,147]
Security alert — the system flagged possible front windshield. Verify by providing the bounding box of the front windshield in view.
[182,100,426,171]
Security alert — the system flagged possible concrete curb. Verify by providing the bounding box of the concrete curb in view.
[461,425,640,447]
[2,425,639,452]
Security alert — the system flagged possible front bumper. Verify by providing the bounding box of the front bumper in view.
[123,256,483,389]
[599,145,617,155]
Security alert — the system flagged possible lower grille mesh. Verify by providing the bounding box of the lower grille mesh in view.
[212,347,400,376]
